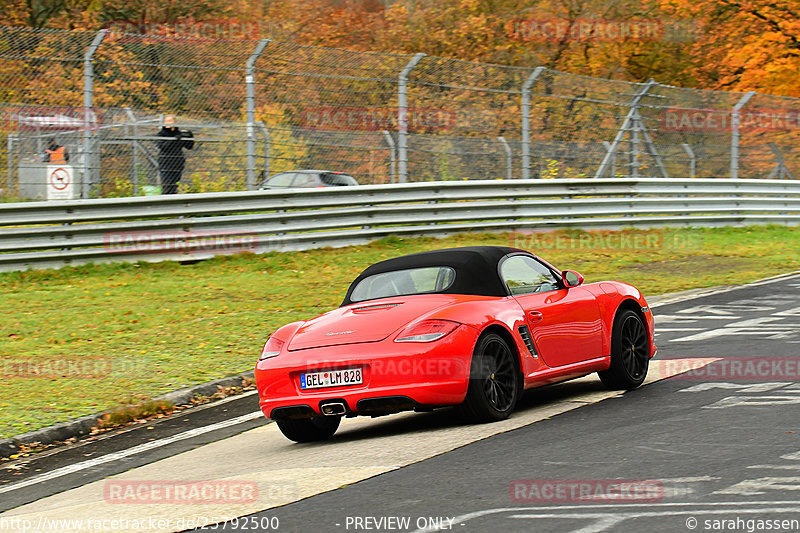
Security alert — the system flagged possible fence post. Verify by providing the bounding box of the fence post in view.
[82,29,107,199]
[767,143,794,179]
[246,39,270,191]
[521,66,545,180]
[498,136,512,180]
[7,134,15,193]
[601,141,616,177]
[382,130,397,183]
[397,53,425,183]
[123,108,139,194]
[257,122,270,182]
[681,143,696,178]
[595,79,656,179]
[731,90,756,179]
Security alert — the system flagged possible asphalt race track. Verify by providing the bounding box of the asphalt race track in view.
[1,272,799,533]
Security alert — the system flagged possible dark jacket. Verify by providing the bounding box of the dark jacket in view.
[157,127,194,172]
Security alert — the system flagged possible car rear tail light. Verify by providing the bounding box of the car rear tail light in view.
[259,336,284,360]
[395,320,460,343]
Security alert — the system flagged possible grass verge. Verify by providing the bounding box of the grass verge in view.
[1,225,798,438]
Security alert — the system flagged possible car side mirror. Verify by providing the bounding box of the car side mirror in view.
[562,270,584,287]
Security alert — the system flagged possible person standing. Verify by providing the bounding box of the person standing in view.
[156,115,194,194]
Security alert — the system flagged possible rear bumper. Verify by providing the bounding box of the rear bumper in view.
[270,396,425,420]
[255,325,480,419]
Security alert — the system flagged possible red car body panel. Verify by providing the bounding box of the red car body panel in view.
[255,273,656,420]
[287,296,462,351]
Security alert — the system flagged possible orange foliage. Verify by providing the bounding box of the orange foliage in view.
[1,0,798,96]
[658,0,800,96]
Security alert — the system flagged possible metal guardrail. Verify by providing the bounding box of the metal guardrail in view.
[1,178,799,272]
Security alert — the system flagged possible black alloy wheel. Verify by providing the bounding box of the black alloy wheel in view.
[599,309,650,390]
[459,332,521,422]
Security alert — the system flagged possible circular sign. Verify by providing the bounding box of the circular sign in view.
[49,168,70,190]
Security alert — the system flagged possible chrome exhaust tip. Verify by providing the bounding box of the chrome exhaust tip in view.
[320,402,346,416]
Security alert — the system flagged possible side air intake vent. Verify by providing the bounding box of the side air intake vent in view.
[518,325,538,358]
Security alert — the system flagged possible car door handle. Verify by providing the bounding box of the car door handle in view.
[528,311,543,322]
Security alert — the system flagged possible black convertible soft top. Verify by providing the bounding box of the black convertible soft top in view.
[341,246,524,306]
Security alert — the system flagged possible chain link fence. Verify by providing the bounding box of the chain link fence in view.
[1,25,798,200]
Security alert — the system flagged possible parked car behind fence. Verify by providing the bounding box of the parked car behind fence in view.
[259,170,358,190]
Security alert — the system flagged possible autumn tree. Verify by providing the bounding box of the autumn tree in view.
[2,0,798,96]
[256,0,385,47]
[0,0,83,28]
[658,0,800,96]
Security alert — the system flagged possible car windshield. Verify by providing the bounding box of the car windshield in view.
[349,266,456,302]
[321,173,357,186]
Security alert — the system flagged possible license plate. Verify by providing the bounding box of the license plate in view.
[300,368,363,389]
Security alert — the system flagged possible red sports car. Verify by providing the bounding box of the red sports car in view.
[255,246,656,442]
